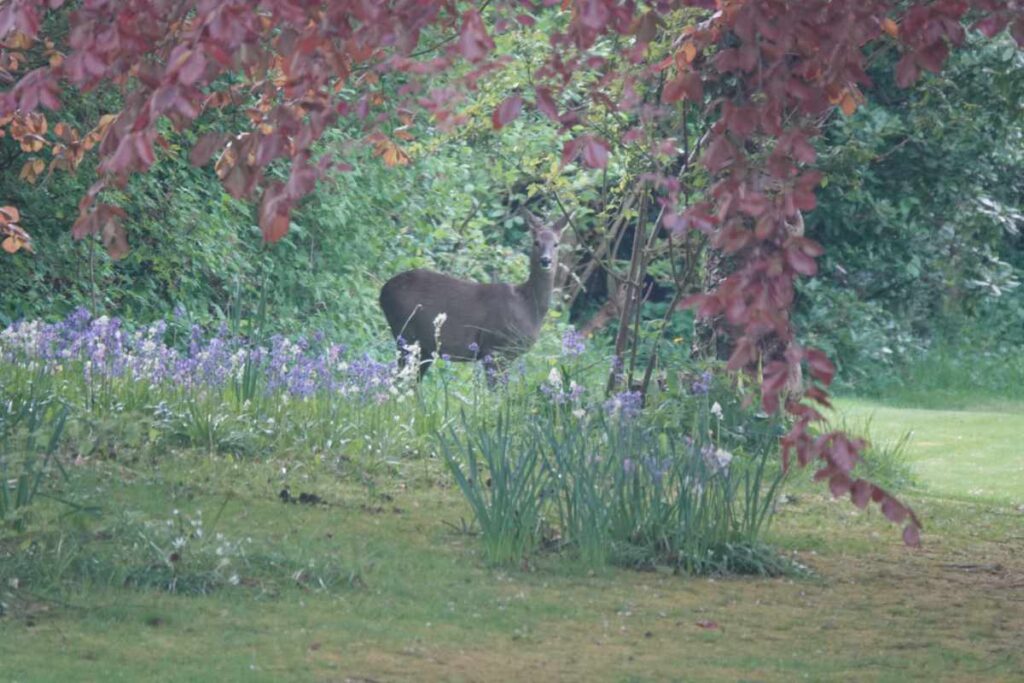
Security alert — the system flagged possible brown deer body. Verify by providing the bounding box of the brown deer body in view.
[379,213,568,378]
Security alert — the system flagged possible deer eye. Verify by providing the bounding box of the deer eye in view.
[534,240,540,247]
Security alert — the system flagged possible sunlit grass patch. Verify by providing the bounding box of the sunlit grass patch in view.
[831,399,1024,503]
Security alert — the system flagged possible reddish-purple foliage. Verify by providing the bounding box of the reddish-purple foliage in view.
[2,0,1022,545]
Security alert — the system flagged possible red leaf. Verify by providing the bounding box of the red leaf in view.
[918,41,949,73]
[680,206,718,233]
[790,134,816,164]
[561,138,582,166]
[738,192,769,217]
[723,103,757,139]
[633,11,659,44]
[662,74,686,103]
[894,54,919,88]
[785,245,817,276]
[222,163,252,199]
[286,158,318,200]
[791,236,825,258]
[881,497,908,524]
[260,184,291,243]
[190,132,226,167]
[1011,18,1024,48]
[100,212,129,260]
[71,211,97,240]
[256,132,286,167]
[662,72,702,104]
[534,87,559,123]
[206,44,234,67]
[581,136,609,169]
[695,620,719,630]
[850,480,872,509]
[702,135,735,173]
[829,438,858,472]
[973,15,1009,38]
[178,50,207,86]
[458,10,494,63]
[713,48,740,73]
[754,215,778,240]
[762,362,789,398]
[152,85,179,114]
[804,348,836,386]
[829,474,852,498]
[802,386,831,408]
[813,466,834,482]
[726,337,755,371]
[132,133,155,169]
[579,0,610,30]
[492,95,522,130]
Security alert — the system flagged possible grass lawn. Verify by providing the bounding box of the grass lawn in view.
[2,400,1022,682]
[833,399,1024,503]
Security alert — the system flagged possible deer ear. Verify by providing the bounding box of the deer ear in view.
[522,210,544,233]
[551,211,573,235]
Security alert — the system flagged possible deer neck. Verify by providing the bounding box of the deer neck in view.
[518,261,555,323]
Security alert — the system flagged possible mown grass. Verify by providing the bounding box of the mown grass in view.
[2,400,1022,682]
[833,398,1024,503]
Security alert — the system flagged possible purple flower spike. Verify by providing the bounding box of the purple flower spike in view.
[561,327,586,357]
[604,390,642,420]
[691,370,713,396]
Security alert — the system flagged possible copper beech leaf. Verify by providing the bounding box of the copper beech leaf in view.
[259,184,291,243]
[458,10,493,63]
[534,87,559,123]
[850,480,873,509]
[581,136,610,169]
[2,235,22,253]
[903,524,921,547]
[101,215,129,260]
[491,95,522,130]
[190,132,227,167]
[895,54,919,88]
[0,205,21,223]
[662,72,702,103]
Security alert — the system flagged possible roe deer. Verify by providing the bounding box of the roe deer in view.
[379,212,569,378]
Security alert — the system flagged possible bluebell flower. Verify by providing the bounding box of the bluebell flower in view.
[604,390,642,420]
[643,457,671,486]
[561,327,586,357]
[691,370,713,396]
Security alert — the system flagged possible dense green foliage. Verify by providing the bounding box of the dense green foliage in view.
[799,37,1024,390]
[0,23,1020,395]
